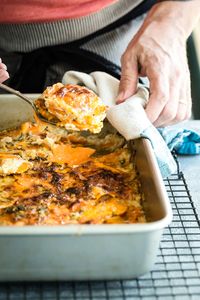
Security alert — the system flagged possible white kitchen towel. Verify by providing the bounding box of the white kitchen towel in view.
[62,70,177,178]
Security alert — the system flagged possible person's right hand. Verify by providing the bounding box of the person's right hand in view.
[0,58,9,83]
[117,1,200,127]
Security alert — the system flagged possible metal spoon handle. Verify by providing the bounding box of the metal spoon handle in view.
[0,83,57,125]
[0,83,35,109]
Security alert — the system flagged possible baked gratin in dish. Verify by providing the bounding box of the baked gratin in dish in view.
[0,84,146,225]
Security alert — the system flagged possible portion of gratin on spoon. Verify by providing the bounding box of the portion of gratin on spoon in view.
[35,83,107,133]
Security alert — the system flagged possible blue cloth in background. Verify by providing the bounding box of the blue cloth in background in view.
[158,128,200,155]
[140,126,200,179]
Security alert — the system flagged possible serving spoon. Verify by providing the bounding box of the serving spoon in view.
[0,83,57,125]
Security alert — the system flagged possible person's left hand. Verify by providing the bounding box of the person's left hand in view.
[117,1,200,127]
[0,58,9,83]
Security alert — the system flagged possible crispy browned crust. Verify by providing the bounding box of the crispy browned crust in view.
[35,83,107,133]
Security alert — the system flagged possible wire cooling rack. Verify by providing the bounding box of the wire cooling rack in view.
[0,172,200,300]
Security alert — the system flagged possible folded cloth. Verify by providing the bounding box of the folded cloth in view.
[158,127,200,155]
[62,70,177,178]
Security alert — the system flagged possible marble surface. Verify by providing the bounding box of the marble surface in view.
[173,120,200,217]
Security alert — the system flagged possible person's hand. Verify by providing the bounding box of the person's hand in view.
[0,58,9,83]
[117,1,200,127]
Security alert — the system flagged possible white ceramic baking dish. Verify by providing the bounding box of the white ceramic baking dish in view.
[0,94,172,281]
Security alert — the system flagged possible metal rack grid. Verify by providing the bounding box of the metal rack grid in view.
[0,172,200,300]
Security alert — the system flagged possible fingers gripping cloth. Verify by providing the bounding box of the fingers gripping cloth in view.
[62,71,177,178]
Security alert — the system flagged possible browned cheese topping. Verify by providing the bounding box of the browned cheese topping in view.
[35,83,107,133]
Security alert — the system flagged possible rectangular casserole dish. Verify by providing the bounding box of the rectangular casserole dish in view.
[0,94,173,281]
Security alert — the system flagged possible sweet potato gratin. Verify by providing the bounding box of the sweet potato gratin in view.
[0,82,146,225]
[35,83,107,133]
[0,118,146,225]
